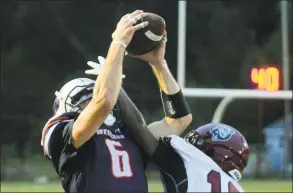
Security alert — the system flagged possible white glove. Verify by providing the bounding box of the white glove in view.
[85,56,126,78]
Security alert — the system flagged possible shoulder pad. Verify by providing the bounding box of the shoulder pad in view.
[44,113,77,130]
[48,112,79,122]
[41,112,78,146]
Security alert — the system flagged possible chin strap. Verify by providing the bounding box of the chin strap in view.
[228,169,242,181]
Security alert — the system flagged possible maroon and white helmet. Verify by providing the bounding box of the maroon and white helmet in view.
[184,123,250,181]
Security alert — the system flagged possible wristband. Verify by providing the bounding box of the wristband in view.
[160,89,191,119]
[112,40,127,49]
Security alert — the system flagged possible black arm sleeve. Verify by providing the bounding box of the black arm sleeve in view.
[117,89,187,192]
[152,137,187,193]
[117,88,158,156]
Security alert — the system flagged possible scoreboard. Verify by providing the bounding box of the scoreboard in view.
[250,66,281,92]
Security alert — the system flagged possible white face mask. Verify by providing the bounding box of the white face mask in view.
[78,98,91,110]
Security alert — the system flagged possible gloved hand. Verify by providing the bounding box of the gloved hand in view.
[85,56,126,78]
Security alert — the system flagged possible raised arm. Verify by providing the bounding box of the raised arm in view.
[72,10,149,148]
[126,32,192,139]
[147,59,192,138]
[117,63,191,153]
[117,88,158,155]
[118,38,192,154]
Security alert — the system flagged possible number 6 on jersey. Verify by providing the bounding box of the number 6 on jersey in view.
[105,139,133,178]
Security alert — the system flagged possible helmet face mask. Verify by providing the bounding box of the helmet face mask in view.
[184,130,206,150]
[63,83,94,113]
[184,123,250,181]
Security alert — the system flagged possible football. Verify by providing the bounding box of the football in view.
[126,12,166,55]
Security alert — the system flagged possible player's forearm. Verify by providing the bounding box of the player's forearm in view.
[150,60,192,136]
[72,42,125,148]
[92,42,124,105]
[151,60,180,95]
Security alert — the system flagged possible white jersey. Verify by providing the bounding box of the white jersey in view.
[169,135,244,192]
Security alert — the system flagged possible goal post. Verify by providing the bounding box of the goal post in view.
[181,88,292,122]
[177,0,292,123]
[182,88,292,99]
[177,0,187,88]
[177,0,292,174]
[181,87,292,176]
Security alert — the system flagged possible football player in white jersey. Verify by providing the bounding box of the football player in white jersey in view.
[118,95,250,193]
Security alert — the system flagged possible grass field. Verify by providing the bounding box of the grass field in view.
[1,180,292,192]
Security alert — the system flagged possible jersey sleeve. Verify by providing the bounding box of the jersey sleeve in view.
[151,137,188,193]
[41,112,80,172]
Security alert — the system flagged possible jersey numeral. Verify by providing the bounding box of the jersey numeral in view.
[207,170,239,193]
[105,139,133,178]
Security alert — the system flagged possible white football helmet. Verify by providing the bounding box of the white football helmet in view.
[53,78,95,114]
[53,78,117,127]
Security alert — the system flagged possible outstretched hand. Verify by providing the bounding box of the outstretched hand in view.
[112,10,149,47]
[85,56,126,78]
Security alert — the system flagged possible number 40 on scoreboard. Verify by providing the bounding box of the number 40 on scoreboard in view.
[250,66,280,92]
